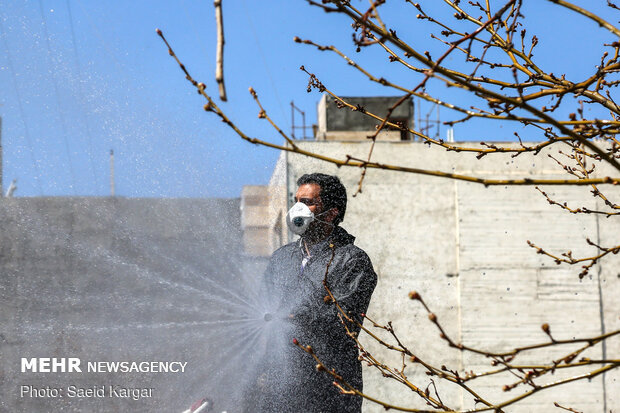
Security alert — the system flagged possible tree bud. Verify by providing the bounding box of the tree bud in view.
[408,290,420,300]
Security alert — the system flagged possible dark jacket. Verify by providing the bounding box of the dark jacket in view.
[256,226,377,413]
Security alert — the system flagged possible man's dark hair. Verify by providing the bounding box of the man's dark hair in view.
[297,173,347,226]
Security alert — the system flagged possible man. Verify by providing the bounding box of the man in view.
[257,173,377,412]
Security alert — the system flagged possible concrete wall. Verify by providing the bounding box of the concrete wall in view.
[275,140,619,412]
[241,186,271,256]
[268,152,288,253]
[0,197,267,413]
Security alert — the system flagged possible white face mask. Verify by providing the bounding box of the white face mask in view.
[286,202,314,235]
[286,202,333,235]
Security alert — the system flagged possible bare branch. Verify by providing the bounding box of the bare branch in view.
[214,0,227,101]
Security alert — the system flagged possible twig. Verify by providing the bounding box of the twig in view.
[553,402,583,413]
[527,239,620,279]
[214,0,227,101]
[327,0,620,173]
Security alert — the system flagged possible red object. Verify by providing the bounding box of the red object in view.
[190,398,206,412]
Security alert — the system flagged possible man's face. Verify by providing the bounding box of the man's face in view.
[295,183,337,240]
[295,183,324,216]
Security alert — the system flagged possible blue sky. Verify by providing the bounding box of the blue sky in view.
[0,1,615,197]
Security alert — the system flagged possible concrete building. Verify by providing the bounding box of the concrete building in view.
[316,95,414,141]
[241,95,619,412]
